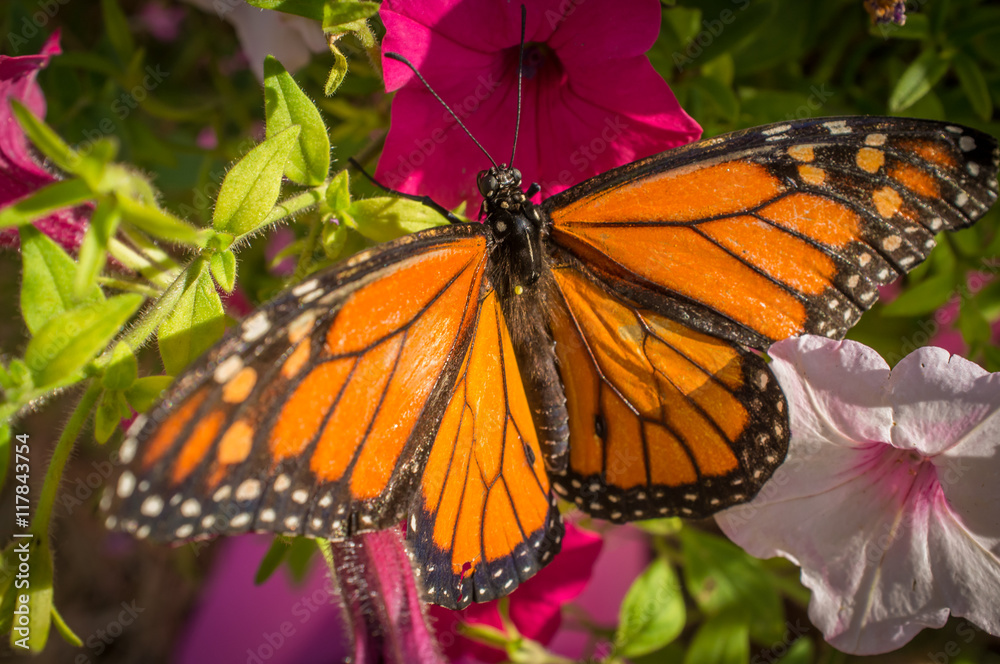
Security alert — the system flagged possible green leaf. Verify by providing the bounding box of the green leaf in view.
[326,170,351,211]
[75,198,121,300]
[348,197,448,243]
[890,49,951,113]
[24,294,143,390]
[0,179,92,231]
[690,76,739,122]
[10,101,78,174]
[50,605,82,647]
[285,537,318,583]
[102,343,138,390]
[882,274,956,317]
[116,193,207,246]
[959,299,991,348]
[614,557,685,658]
[244,0,325,21]
[158,262,225,375]
[20,225,104,335]
[263,56,331,186]
[255,536,293,585]
[125,375,174,413]
[101,0,135,62]
[0,423,9,494]
[325,45,350,96]
[776,637,814,664]
[210,250,237,293]
[213,125,301,236]
[953,54,993,121]
[95,389,128,444]
[5,539,54,652]
[322,1,380,31]
[679,527,785,645]
[682,613,749,664]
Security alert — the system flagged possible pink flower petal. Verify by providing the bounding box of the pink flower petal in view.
[0,30,89,253]
[430,523,602,663]
[720,336,1000,654]
[377,0,700,211]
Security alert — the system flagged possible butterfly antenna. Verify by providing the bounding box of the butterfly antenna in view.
[510,5,527,167]
[384,52,499,170]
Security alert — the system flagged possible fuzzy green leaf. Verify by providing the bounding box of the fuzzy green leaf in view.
[0,179,91,230]
[95,389,127,444]
[75,198,121,300]
[158,262,225,375]
[210,249,237,293]
[103,342,138,390]
[264,56,331,186]
[255,537,293,585]
[125,375,174,413]
[20,225,105,336]
[116,193,207,246]
[348,197,448,243]
[325,46,350,96]
[24,294,143,390]
[615,557,685,657]
[213,126,301,236]
[10,100,78,174]
[323,1,380,31]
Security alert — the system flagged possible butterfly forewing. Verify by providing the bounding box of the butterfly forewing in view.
[544,117,999,349]
[106,225,490,542]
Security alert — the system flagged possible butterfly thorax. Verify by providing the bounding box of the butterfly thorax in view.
[478,165,546,299]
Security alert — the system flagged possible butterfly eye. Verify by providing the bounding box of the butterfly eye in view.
[478,171,499,198]
[511,168,522,185]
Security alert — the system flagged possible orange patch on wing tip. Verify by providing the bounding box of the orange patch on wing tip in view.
[856,147,885,174]
[171,409,225,483]
[873,186,903,218]
[798,164,825,186]
[552,160,784,225]
[787,145,814,162]
[217,420,254,465]
[142,388,208,468]
[222,367,257,403]
[282,338,311,378]
[890,163,940,199]
[903,140,958,169]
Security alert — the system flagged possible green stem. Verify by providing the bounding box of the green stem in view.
[290,212,323,283]
[30,381,101,537]
[101,255,205,361]
[243,187,326,242]
[119,227,181,288]
[97,276,162,297]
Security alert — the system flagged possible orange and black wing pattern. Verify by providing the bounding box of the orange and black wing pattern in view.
[544,263,787,521]
[410,288,561,609]
[105,224,490,543]
[545,117,999,350]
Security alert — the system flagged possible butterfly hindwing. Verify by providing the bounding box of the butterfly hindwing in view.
[105,224,490,542]
[545,117,999,350]
[411,288,563,609]
[545,263,787,521]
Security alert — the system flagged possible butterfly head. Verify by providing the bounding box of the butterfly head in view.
[477,165,523,201]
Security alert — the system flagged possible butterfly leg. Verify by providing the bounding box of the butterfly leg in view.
[347,157,466,225]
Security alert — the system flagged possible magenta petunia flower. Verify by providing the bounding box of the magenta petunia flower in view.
[0,30,88,252]
[428,523,602,663]
[376,0,701,211]
[717,336,1000,655]
[177,530,444,664]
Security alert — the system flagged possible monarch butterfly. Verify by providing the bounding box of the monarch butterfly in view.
[103,111,999,609]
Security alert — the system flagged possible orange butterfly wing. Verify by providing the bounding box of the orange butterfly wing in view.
[412,289,561,609]
[106,225,490,541]
[545,118,999,349]
[545,263,786,520]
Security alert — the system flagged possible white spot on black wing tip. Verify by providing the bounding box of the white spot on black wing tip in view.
[946,126,964,134]
[960,136,976,152]
[117,471,136,498]
[231,513,251,528]
[140,495,163,517]
[176,524,194,538]
[968,163,981,177]
[291,279,319,297]
[180,498,202,517]
[119,437,138,464]
[956,192,969,207]
[213,355,244,383]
